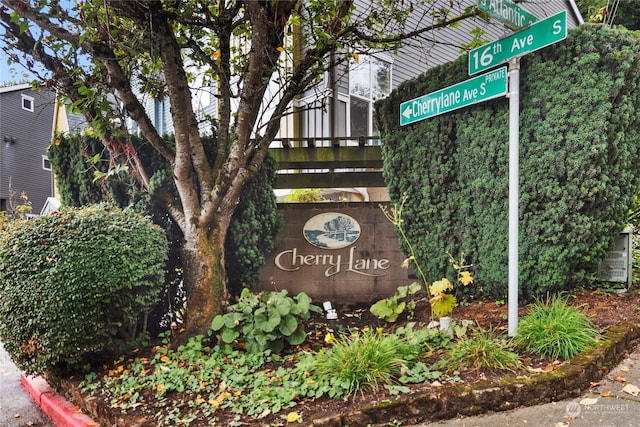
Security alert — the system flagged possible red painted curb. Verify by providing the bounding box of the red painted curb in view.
[20,374,100,427]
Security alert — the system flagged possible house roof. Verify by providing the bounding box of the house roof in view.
[0,83,32,93]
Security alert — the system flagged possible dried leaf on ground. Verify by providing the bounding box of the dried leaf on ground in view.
[622,384,640,396]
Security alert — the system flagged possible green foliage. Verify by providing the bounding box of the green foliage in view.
[513,295,599,360]
[376,24,640,301]
[436,326,521,372]
[284,188,324,202]
[0,205,168,377]
[370,282,422,322]
[313,324,445,398]
[47,133,281,295]
[372,196,474,321]
[210,289,322,354]
[80,322,449,424]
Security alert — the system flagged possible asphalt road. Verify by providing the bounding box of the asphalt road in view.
[0,342,52,427]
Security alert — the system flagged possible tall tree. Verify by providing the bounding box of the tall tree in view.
[0,0,481,339]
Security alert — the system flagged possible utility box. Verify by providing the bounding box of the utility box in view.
[598,227,633,288]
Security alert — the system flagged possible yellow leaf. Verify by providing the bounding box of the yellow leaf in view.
[324,332,335,344]
[156,383,164,392]
[351,52,359,63]
[429,278,452,296]
[277,46,285,52]
[458,271,474,286]
[287,411,299,423]
[160,355,170,362]
[212,50,220,59]
[208,399,220,408]
[430,293,456,318]
[195,398,205,405]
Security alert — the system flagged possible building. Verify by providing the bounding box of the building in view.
[0,84,57,215]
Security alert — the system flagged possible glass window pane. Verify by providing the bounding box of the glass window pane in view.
[349,57,370,99]
[371,58,391,101]
[350,96,369,137]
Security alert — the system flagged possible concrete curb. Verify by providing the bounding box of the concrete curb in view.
[20,373,100,427]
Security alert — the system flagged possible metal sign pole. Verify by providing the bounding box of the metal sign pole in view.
[508,57,520,337]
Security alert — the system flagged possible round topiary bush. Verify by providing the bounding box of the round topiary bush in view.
[0,204,168,377]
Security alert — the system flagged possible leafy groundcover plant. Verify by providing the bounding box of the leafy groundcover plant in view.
[512,294,599,360]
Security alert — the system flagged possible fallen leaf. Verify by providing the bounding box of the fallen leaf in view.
[615,374,627,383]
[589,381,602,388]
[431,380,444,388]
[601,390,613,397]
[543,363,554,372]
[622,384,640,396]
[14,414,21,419]
[556,422,571,426]
[286,411,299,423]
[620,366,630,372]
[579,397,599,405]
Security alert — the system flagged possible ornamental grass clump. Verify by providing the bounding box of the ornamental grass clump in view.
[314,329,406,398]
[437,326,521,372]
[313,325,446,398]
[513,294,599,360]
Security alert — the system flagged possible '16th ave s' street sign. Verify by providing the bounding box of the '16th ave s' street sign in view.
[469,10,567,75]
[400,66,507,126]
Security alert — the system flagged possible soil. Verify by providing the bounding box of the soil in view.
[66,286,640,427]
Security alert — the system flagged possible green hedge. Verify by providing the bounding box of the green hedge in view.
[0,205,168,376]
[375,24,640,301]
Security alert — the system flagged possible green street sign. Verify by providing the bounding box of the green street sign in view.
[477,0,538,30]
[469,10,567,75]
[400,66,507,126]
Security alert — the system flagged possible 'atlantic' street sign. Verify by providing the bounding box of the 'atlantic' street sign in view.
[400,66,507,126]
[477,0,538,30]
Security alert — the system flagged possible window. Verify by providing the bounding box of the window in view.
[349,55,391,140]
[42,155,52,171]
[21,94,34,112]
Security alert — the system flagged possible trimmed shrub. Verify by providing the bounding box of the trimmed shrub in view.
[375,24,640,301]
[0,205,168,376]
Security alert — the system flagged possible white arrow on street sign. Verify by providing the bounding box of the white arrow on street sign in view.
[400,66,507,126]
[469,10,567,75]
[477,0,538,30]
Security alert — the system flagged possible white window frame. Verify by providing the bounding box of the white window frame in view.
[22,94,34,112]
[42,155,52,171]
[348,54,392,139]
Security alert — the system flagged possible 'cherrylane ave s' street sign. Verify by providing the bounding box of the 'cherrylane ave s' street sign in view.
[400,66,507,126]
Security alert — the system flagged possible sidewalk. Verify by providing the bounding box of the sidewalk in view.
[429,340,640,427]
[0,342,52,427]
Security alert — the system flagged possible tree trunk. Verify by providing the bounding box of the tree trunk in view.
[176,223,229,344]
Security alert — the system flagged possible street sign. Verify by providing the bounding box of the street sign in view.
[469,10,567,75]
[477,0,537,30]
[400,66,507,126]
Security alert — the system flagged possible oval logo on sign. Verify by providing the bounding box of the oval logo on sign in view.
[303,212,361,249]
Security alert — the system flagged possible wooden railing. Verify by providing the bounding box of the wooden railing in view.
[269,137,384,189]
